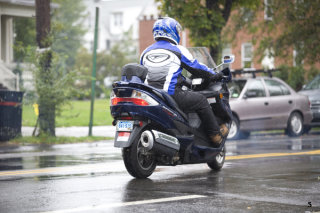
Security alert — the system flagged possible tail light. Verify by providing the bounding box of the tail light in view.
[110,90,159,106]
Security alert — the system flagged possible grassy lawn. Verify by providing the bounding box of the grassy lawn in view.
[23,99,113,127]
[9,136,113,145]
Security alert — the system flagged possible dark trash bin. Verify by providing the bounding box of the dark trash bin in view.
[0,91,24,141]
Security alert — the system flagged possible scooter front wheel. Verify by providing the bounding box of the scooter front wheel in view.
[122,132,157,178]
[207,145,226,171]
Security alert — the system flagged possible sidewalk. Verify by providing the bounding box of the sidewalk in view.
[22,126,116,137]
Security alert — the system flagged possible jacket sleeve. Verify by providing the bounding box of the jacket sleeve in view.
[177,45,217,78]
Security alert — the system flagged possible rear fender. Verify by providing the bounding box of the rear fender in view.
[114,122,147,148]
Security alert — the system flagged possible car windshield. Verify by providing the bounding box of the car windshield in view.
[228,80,247,98]
[303,75,320,90]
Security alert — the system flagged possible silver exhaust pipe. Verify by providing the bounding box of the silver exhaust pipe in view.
[140,130,154,151]
[140,130,180,157]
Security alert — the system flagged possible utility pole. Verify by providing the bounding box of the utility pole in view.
[35,0,55,136]
[89,7,99,136]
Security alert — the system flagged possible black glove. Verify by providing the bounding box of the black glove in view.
[210,72,224,82]
[221,67,230,76]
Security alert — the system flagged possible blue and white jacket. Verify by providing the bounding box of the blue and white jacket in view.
[140,40,218,95]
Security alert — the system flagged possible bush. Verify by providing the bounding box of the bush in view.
[274,65,319,91]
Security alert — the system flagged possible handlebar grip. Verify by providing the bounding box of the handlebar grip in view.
[210,72,224,81]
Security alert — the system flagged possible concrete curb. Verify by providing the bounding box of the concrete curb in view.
[22,126,116,138]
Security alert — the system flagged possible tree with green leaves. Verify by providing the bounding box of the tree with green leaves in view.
[51,0,87,70]
[74,27,138,99]
[14,18,36,62]
[265,1,319,67]
[228,0,320,66]
[157,0,260,62]
[225,0,320,89]
[35,0,56,136]
[17,0,87,136]
[14,0,86,68]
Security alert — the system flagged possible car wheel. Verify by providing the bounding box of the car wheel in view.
[287,112,304,137]
[240,131,251,139]
[304,126,311,134]
[227,117,240,140]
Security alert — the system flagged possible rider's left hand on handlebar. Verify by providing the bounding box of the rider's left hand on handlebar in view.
[221,67,230,76]
[210,72,224,81]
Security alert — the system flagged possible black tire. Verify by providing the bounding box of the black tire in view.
[287,112,304,137]
[122,132,156,178]
[227,117,241,140]
[240,131,251,139]
[304,126,312,134]
[207,145,226,171]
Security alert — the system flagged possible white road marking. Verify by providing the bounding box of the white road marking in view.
[42,195,206,213]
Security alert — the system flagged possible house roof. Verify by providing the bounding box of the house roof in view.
[0,0,35,7]
[0,0,58,8]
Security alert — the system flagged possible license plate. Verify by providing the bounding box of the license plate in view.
[116,120,134,131]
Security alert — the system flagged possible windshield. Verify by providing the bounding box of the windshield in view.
[187,47,216,68]
[303,75,320,90]
[228,79,247,98]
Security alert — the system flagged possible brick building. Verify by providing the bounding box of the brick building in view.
[139,15,192,55]
[138,9,274,70]
[138,1,318,71]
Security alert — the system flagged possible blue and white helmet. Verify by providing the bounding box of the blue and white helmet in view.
[153,17,182,45]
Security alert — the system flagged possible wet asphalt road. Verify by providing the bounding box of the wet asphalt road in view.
[0,131,320,213]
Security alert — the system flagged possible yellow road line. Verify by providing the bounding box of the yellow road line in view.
[0,167,73,176]
[0,150,319,177]
[226,149,320,160]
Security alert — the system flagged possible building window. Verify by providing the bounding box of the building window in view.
[241,43,253,68]
[222,44,232,56]
[264,0,273,21]
[113,12,123,27]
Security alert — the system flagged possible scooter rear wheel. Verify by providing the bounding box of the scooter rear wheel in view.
[207,145,226,171]
[122,133,156,178]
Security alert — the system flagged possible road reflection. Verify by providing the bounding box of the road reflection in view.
[0,141,121,171]
[226,132,320,157]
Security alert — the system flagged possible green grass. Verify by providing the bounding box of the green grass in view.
[9,136,113,145]
[22,99,113,127]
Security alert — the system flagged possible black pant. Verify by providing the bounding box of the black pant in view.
[171,87,220,136]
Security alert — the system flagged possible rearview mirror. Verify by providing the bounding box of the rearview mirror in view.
[222,55,235,64]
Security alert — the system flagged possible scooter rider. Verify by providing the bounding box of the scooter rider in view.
[140,17,228,146]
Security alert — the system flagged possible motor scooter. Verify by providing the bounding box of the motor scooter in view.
[110,47,234,178]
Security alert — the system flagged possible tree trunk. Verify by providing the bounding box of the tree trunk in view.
[205,0,233,64]
[210,45,221,65]
[35,0,55,136]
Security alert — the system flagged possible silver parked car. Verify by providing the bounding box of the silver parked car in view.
[227,76,313,139]
[298,74,320,132]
